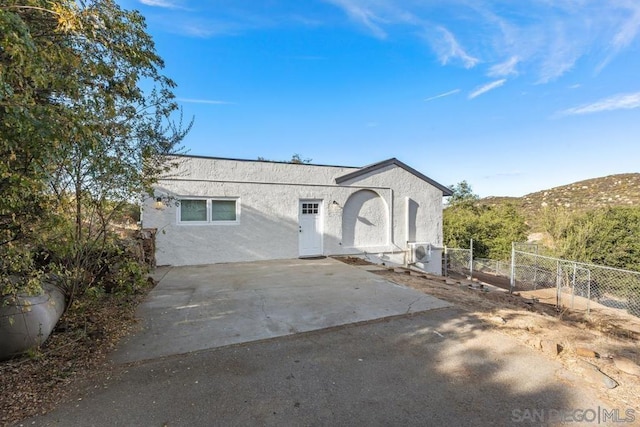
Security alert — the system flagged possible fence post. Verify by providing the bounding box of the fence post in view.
[533,244,538,285]
[509,242,515,294]
[586,269,591,316]
[444,246,448,277]
[556,260,562,310]
[571,263,577,309]
[469,239,474,280]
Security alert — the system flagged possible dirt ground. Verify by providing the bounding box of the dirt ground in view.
[340,258,640,414]
[0,282,154,427]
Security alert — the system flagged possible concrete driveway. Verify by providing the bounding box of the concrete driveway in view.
[111,257,451,364]
[28,308,614,427]
[25,259,616,426]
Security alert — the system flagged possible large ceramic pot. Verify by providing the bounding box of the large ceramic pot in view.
[0,283,65,360]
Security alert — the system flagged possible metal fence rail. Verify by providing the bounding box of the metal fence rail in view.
[511,243,640,317]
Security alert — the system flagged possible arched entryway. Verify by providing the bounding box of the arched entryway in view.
[341,190,388,248]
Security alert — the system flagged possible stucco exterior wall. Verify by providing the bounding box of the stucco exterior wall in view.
[335,165,444,246]
[335,165,445,274]
[144,179,394,266]
[143,156,446,272]
[168,156,356,185]
[341,189,388,248]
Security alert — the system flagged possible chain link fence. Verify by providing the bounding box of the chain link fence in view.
[511,243,640,317]
[473,258,511,277]
[444,247,472,277]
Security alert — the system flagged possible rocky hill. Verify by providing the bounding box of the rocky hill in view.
[480,173,640,228]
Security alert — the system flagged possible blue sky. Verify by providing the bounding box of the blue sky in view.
[120,0,640,197]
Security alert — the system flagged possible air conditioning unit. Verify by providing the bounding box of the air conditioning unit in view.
[410,242,432,263]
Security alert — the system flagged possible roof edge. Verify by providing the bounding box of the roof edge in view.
[168,153,358,169]
[335,158,453,196]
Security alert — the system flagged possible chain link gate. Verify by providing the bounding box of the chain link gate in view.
[510,243,640,317]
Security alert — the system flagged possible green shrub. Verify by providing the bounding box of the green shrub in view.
[0,244,44,301]
[444,203,528,260]
[43,234,149,304]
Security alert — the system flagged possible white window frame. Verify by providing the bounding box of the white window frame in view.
[210,198,240,224]
[177,197,240,225]
[177,198,208,225]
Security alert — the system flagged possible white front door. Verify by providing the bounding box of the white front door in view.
[298,200,323,257]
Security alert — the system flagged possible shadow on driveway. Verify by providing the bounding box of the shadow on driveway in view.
[28,307,616,426]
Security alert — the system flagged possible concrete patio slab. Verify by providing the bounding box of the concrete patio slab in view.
[111,258,451,364]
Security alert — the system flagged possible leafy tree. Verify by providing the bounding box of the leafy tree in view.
[1,1,190,302]
[289,153,312,164]
[0,1,73,245]
[555,207,640,271]
[443,203,480,249]
[258,154,313,164]
[444,182,528,259]
[447,180,479,206]
[444,203,528,259]
[538,206,573,248]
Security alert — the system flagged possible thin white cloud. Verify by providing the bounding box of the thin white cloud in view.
[171,20,249,38]
[432,26,479,69]
[424,89,460,102]
[177,98,234,105]
[611,8,640,50]
[536,21,583,83]
[488,56,519,77]
[433,1,640,82]
[597,4,640,72]
[153,6,276,38]
[143,1,640,82]
[289,15,324,28]
[178,24,216,38]
[139,0,181,9]
[324,0,387,38]
[468,79,506,99]
[558,92,640,116]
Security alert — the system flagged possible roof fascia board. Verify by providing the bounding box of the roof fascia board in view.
[335,158,453,196]
[169,153,358,170]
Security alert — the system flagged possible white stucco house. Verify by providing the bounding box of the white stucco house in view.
[142,155,452,274]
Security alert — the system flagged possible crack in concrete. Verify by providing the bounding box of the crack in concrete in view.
[255,289,268,319]
[405,296,422,314]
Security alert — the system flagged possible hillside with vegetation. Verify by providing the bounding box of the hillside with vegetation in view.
[480,173,640,229]
[444,174,640,272]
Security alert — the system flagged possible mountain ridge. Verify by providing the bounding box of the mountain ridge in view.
[479,173,640,227]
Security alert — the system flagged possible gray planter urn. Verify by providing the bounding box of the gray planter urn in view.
[0,283,65,361]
